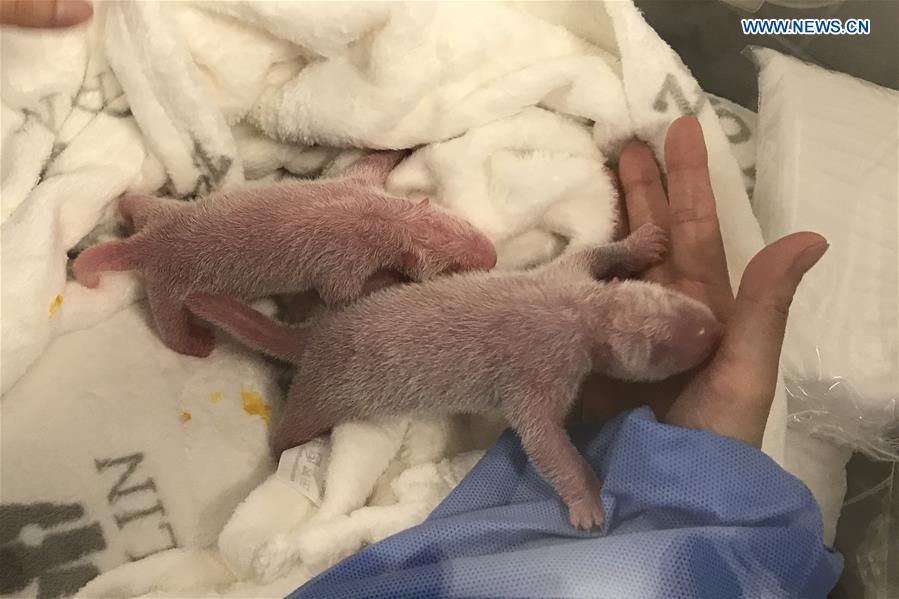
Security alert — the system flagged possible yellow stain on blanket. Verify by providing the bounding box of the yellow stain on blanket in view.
[241,389,271,426]
[180,410,192,423]
[210,391,223,403]
[48,295,64,318]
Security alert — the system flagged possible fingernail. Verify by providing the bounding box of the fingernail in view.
[55,0,92,27]
[794,242,829,273]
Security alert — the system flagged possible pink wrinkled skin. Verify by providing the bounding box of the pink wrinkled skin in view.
[73,151,496,357]
[187,223,722,530]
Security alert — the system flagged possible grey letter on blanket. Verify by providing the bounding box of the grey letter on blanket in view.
[94,453,178,560]
[653,72,707,116]
[0,502,106,599]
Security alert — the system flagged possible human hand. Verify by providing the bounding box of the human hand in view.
[0,0,91,28]
[581,115,827,447]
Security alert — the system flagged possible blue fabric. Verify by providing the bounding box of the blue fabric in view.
[289,408,842,599]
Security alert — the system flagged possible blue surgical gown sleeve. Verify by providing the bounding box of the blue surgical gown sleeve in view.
[288,407,842,599]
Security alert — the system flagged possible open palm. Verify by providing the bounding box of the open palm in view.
[580,116,827,448]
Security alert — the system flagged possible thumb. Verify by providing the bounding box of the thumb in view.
[665,232,827,446]
[725,232,828,368]
[715,232,827,426]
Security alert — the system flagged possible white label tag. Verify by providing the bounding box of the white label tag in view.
[276,437,330,506]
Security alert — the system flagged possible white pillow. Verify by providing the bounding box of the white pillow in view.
[751,47,898,457]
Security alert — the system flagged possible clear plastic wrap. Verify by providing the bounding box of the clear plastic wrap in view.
[787,379,899,461]
[749,46,899,460]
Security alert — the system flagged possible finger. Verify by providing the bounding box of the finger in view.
[618,140,669,231]
[0,0,92,28]
[663,116,731,296]
[617,140,672,283]
[664,116,718,241]
[721,232,828,386]
[604,167,629,241]
[668,232,828,446]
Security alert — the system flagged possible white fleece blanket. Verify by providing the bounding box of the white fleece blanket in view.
[1,2,780,598]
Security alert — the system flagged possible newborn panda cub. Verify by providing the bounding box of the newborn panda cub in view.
[187,224,721,530]
[73,151,497,357]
